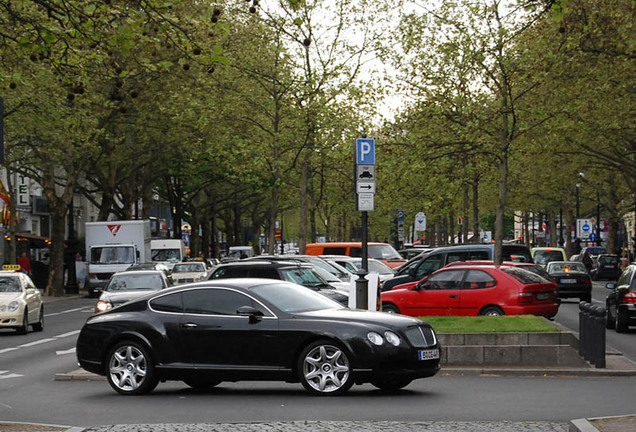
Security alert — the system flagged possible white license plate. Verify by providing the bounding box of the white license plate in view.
[560,279,576,284]
[418,349,440,361]
[536,293,549,300]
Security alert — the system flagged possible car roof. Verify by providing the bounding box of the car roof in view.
[113,270,165,276]
[214,260,310,269]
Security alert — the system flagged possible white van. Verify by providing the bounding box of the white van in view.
[150,239,186,270]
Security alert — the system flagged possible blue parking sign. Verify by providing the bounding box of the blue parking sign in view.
[356,138,375,165]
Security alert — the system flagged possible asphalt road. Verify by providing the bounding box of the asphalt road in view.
[1,292,635,429]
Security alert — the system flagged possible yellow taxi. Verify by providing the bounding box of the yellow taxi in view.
[0,266,44,334]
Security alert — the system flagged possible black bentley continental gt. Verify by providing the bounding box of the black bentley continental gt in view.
[76,278,441,396]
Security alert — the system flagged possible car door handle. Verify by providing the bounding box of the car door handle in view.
[449,295,458,298]
[182,323,198,329]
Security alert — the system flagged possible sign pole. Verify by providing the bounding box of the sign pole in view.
[354,136,375,310]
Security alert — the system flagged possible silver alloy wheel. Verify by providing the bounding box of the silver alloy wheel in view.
[109,345,148,392]
[302,344,350,393]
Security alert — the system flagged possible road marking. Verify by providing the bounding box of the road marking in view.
[45,306,93,317]
[56,348,76,355]
[0,347,18,354]
[55,330,80,338]
[0,370,24,380]
[17,338,57,348]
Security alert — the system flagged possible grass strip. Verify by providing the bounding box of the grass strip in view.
[419,315,559,333]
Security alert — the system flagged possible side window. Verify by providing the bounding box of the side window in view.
[617,266,632,287]
[323,247,346,255]
[150,292,183,313]
[415,255,444,278]
[349,247,362,258]
[427,269,465,290]
[447,252,470,263]
[469,251,490,261]
[183,289,270,316]
[462,270,496,289]
[250,268,280,279]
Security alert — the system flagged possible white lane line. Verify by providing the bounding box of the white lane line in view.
[56,348,76,355]
[17,338,57,348]
[0,370,24,380]
[54,330,81,338]
[45,306,93,317]
[0,347,19,354]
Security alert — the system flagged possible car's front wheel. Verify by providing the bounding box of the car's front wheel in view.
[615,309,629,333]
[32,305,44,332]
[298,340,353,396]
[382,303,400,314]
[16,309,28,335]
[107,341,159,395]
[606,306,616,329]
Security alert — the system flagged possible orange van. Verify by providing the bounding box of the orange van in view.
[305,242,407,269]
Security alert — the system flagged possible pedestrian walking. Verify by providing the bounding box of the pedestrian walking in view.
[17,252,32,275]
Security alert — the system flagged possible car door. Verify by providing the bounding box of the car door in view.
[608,266,633,317]
[21,274,41,323]
[406,269,464,316]
[179,288,283,369]
[459,269,498,316]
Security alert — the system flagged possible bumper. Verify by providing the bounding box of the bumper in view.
[86,280,107,296]
[0,306,25,328]
[618,304,636,322]
[505,303,560,318]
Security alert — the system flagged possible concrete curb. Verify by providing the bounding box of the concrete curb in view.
[0,421,84,432]
[570,415,636,432]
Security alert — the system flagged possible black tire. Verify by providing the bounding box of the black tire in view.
[298,340,353,396]
[106,340,159,395]
[382,303,400,314]
[16,309,28,335]
[615,309,629,333]
[183,378,221,389]
[479,306,504,317]
[371,377,413,391]
[606,307,616,329]
[32,305,44,332]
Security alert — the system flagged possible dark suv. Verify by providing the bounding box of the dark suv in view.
[381,243,533,291]
[605,263,636,333]
[208,260,348,306]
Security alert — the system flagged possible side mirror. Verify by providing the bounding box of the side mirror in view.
[408,267,417,278]
[605,282,616,290]
[237,306,264,323]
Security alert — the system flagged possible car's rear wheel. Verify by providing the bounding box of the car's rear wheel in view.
[371,377,413,391]
[32,305,44,332]
[382,304,400,314]
[298,340,353,396]
[107,341,159,395]
[479,306,504,317]
[183,378,221,389]
[606,307,616,329]
[615,309,629,333]
[16,309,28,335]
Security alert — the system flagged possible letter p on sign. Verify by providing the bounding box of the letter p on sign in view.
[356,138,375,165]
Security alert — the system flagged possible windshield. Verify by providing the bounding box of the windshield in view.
[547,262,588,274]
[91,246,135,264]
[152,249,181,262]
[279,267,329,287]
[173,263,206,273]
[106,273,165,292]
[0,277,21,293]
[251,282,344,313]
[368,245,403,260]
[534,250,564,265]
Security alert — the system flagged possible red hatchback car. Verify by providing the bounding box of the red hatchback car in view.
[381,264,559,318]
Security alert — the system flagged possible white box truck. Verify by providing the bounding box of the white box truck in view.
[150,238,187,270]
[85,220,151,297]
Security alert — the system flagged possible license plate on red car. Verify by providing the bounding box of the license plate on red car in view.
[560,278,576,284]
[536,293,549,300]
[418,349,440,361]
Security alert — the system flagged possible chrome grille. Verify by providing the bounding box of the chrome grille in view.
[404,325,437,348]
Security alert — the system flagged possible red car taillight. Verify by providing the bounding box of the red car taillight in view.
[582,279,592,285]
[518,292,534,303]
[624,292,636,304]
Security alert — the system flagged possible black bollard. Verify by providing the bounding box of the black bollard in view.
[593,306,606,368]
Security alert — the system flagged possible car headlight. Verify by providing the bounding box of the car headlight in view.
[8,301,19,312]
[96,301,112,313]
[367,331,384,346]
[384,331,401,346]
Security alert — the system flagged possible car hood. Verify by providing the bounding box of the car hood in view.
[0,292,22,302]
[173,271,206,279]
[298,307,426,327]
